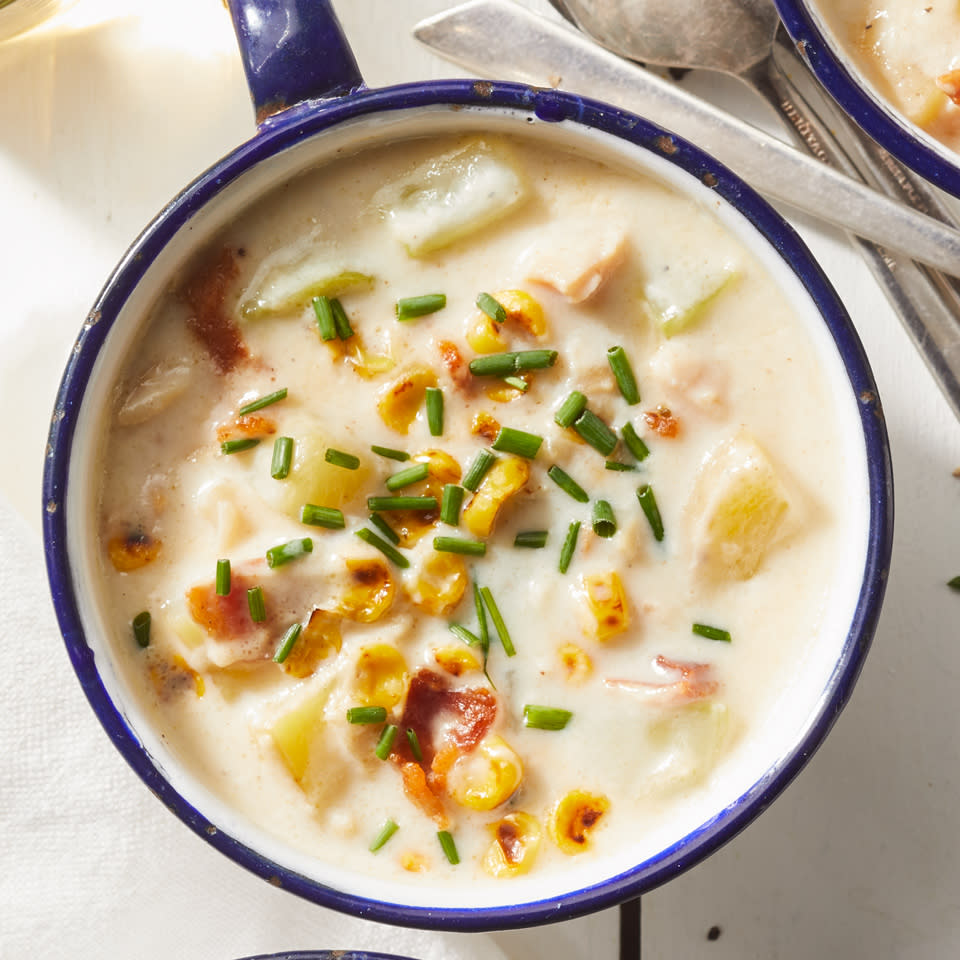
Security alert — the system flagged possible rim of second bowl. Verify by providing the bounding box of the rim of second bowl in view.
[775,0,960,198]
[42,79,894,932]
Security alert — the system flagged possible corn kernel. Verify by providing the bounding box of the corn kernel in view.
[466,311,509,353]
[462,456,530,537]
[495,289,547,336]
[353,644,408,709]
[559,643,593,683]
[578,572,630,642]
[408,551,468,618]
[147,655,204,701]
[548,790,610,854]
[472,412,501,442]
[391,449,461,547]
[486,377,528,403]
[107,532,161,571]
[338,557,395,623]
[447,735,523,811]
[482,811,543,878]
[376,365,438,434]
[401,851,430,873]
[433,645,481,677]
[281,608,342,679]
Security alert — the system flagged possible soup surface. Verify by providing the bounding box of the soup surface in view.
[96,131,859,889]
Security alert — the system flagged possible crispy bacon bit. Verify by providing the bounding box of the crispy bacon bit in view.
[937,69,960,105]
[182,246,248,373]
[399,761,449,828]
[604,656,718,705]
[472,411,501,442]
[643,405,680,438]
[186,572,263,641]
[215,414,277,443]
[107,531,161,572]
[438,340,472,389]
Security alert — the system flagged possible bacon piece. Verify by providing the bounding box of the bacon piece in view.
[186,571,266,643]
[398,761,449,828]
[604,655,718,705]
[643,405,680,438]
[182,247,248,373]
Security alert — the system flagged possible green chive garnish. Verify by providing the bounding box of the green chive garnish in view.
[331,298,354,339]
[949,576,960,591]
[216,559,231,596]
[449,622,483,647]
[605,460,637,472]
[271,436,294,479]
[474,582,490,657]
[492,426,543,459]
[325,448,360,470]
[369,819,399,853]
[369,512,400,544]
[266,537,313,568]
[437,830,460,865]
[247,586,266,622]
[273,622,302,663]
[559,521,581,574]
[396,293,446,321]
[503,375,529,392]
[313,295,337,341]
[300,504,346,529]
[523,704,573,730]
[356,528,411,568]
[406,728,423,762]
[462,449,497,491]
[574,410,618,456]
[592,500,617,538]
[607,345,640,405]
[386,462,429,491]
[367,496,437,512]
[371,445,410,462]
[514,530,548,548]
[622,422,650,462]
[239,387,288,416]
[434,536,487,557]
[440,484,464,526]
[375,724,399,760]
[692,623,732,643]
[555,390,588,428]
[476,291,507,323]
[221,438,260,455]
[547,464,589,503]
[480,586,515,657]
[132,610,151,648]
[637,484,664,541]
[468,349,558,376]
[426,386,444,436]
[347,705,388,724]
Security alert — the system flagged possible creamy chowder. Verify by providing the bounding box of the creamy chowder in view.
[94,130,863,891]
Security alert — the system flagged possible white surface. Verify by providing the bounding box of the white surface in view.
[0,0,958,957]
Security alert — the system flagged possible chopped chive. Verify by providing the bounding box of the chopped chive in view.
[368,512,400,544]
[503,375,529,392]
[547,464,589,503]
[369,819,399,853]
[574,409,618,456]
[480,586,515,657]
[386,462,429,491]
[555,390,588,428]
[437,830,460,865]
[375,724,399,760]
[273,622,302,663]
[440,484,464,526]
[474,582,490,656]
[514,530,548,548]
[592,499,617,538]
[396,293,446,321]
[300,504,346,529]
[426,386,444,436]
[356,528,411,568]
[266,537,313,568]
[313,295,337,341]
[692,623,732,643]
[949,576,960,591]
[513,349,558,371]
[622,422,650,462]
[476,291,507,323]
[371,444,410,462]
[406,728,423,762]
[492,426,543,459]
[347,705,388,724]
[434,536,487,557]
[637,484,665,541]
[247,586,266,622]
[523,704,573,730]
[271,436,294,479]
[325,448,360,470]
[605,460,637,472]
[331,297,354,339]
[132,610,151,648]
[216,559,231,596]
[559,520,581,574]
[468,349,558,376]
[449,622,483,647]
[221,437,260,455]
[607,345,641,405]
[367,495,437,512]
[239,387,288,416]
[462,449,497,491]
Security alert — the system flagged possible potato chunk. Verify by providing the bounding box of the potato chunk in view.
[270,686,332,783]
[523,223,627,302]
[462,456,529,537]
[645,256,738,337]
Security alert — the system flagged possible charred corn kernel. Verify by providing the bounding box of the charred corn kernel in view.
[495,289,547,336]
[327,333,395,379]
[353,644,408,709]
[482,811,543,878]
[281,608,342,678]
[462,456,530,537]
[270,686,332,782]
[408,551,468,617]
[108,533,161,571]
[559,643,593,683]
[472,411,501,442]
[433,645,481,676]
[377,365,438,434]
[447,735,523,811]
[401,851,430,873]
[578,572,630,642]
[549,790,610,854]
[338,557,396,623]
[414,448,462,484]
[147,655,204,701]
[391,449,462,547]
[486,379,528,403]
[466,311,509,353]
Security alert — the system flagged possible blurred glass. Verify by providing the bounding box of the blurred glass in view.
[0,0,78,41]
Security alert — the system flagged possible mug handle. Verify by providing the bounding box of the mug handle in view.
[225,0,364,126]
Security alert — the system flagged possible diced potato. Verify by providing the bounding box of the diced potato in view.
[687,431,789,582]
[466,311,508,354]
[171,613,207,650]
[240,259,373,320]
[548,789,610,855]
[462,456,530,537]
[433,645,481,676]
[446,735,523,811]
[523,223,627,302]
[577,572,630,642]
[645,257,738,337]
[117,359,194,426]
[483,811,543,878]
[338,557,396,623]
[353,644,408,709]
[270,685,332,782]
[107,532,161,572]
[377,365,438,434]
[375,140,528,256]
[407,551,468,617]
[558,643,593,683]
[281,609,342,679]
[495,289,546,336]
[647,701,730,787]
